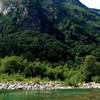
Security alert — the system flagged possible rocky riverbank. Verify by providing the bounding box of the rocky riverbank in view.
[0,82,100,90]
[0,82,62,90]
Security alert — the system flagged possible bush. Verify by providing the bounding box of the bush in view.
[64,69,86,86]
[24,61,48,78]
[92,76,100,83]
[0,74,25,82]
[12,74,25,82]
[46,68,58,80]
[25,77,42,83]
[0,56,29,74]
[0,74,13,82]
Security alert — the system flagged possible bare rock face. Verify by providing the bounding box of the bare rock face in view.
[0,0,65,40]
[0,0,86,14]
[0,0,3,12]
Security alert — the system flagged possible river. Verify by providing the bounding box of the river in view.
[0,89,100,100]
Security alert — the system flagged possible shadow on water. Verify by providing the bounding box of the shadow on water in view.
[0,89,100,100]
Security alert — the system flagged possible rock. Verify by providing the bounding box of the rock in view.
[0,82,99,90]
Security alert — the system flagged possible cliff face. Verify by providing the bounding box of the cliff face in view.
[0,0,66,40]
[0,0,3,12]
[0,0,99,32]
[0,0,100,42]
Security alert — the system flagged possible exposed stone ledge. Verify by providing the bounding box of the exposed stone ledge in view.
[0,82,100,90]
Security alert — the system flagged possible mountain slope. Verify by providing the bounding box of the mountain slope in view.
[91,8,100,14]
[66,0,86,8]
[0,0,100,62]
[0,0,100,82]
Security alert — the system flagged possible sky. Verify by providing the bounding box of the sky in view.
[80,0,100,9]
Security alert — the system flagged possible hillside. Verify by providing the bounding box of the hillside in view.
[91,8,100,14]
[0,0,100,84]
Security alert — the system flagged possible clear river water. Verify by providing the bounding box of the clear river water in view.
[0,89,100,100]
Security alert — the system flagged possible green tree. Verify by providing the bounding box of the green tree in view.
[0,56,28,74]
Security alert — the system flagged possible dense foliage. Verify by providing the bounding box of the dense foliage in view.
[0,0,100,85]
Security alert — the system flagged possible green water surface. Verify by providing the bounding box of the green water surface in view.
[0,89,100,100]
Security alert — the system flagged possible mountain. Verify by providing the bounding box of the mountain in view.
[0,0,100,82]
[0,0,100,61]
[91,8,100,14]
[66,0,86,8]
[40,0,87,8]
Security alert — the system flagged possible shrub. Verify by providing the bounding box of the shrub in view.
[0,56,28,74]
[64,69,86,86]
[12,74,25,82]
[0,74,25,82]
[92,76,100,83]
[24,61,48,78]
